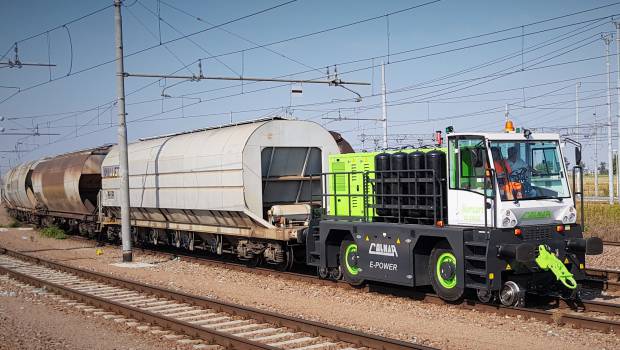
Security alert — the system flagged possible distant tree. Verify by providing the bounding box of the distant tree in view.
[563,156,571,169]
[598,161,607,175]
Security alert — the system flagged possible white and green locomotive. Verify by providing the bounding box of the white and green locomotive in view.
[306,124,603,306]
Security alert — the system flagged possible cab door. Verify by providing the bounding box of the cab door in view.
[447,136,493,226]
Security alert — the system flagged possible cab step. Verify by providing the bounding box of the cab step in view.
[466,268,487,276]
[465,282,488,290]
[465,255,487,261]
[464,241,487,247]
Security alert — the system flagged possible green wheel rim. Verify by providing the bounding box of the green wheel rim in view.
[436,252,457,289]
[344,243,360,276]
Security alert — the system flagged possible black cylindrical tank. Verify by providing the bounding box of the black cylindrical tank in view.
[407,151,425,218]
[425,150,447,221]
[374,152,391,217]
[390,151,408,219]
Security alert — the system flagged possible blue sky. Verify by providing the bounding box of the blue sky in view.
[1,0,619,172]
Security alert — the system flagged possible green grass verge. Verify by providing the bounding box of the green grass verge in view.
[581,202,620,241]
[0,221,21,228]
[40,226,67,240]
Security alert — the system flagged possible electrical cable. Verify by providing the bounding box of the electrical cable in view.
[0,0,301,106]
[63,25,73,76]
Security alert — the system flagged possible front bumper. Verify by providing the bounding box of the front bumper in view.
[482,224,602,292]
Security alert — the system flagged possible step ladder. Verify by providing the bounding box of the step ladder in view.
[464,240,489,290]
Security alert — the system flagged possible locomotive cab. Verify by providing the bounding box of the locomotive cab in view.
[446,130,603,305]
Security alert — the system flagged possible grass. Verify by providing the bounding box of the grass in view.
[570,174,614,197]
[579,202,620,242]
[40,226,67,240]
[0,221,21,228]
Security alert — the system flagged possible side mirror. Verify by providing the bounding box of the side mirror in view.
[575,147,581,166]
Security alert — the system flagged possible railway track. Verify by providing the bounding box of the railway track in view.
[582,276,620,293]
[602,241,620,247]
[0,247,429,350]
[62,239,620,333]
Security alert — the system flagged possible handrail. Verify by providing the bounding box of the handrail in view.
[572,165,585,230]
[483,168,497,231]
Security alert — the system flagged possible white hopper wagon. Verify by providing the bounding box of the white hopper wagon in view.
[100,117,341,267]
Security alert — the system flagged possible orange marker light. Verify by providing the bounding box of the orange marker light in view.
[514,228,522,236]
[505,119,515,132]
[556,224,565,233]
[485,169,492,177]
[436,220,444,228]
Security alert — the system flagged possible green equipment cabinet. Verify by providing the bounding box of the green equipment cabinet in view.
[326,148,447,219]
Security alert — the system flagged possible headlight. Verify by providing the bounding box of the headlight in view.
[502,209,518,228]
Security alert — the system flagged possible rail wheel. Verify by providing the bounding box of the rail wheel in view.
[476,289,494,303]
[274,246,294,271]
[318,267,330,279]
[339,240,364,286]
[429,243,463,301]
[499,281,525,307]
[245,254,262,268]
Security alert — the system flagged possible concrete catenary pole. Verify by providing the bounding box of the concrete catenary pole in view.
[575,82,581,188]
[114,0,132,262]
[594,111,599,197]
[604,34,614,204]
[575,82,580,146]
[616,22,620,203]
[381,62,388,149]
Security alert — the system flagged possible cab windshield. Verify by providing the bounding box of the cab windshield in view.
[489,140,570,201]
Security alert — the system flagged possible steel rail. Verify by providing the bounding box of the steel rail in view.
[127,243,620,315]
[10,240,620,335]
[602,240,620,247]
[0,246,430,350]
[582,276,620,292]
[67,237,620,317]
[110,245,620,328]
[0,264,277,350]
[586,267,620,282]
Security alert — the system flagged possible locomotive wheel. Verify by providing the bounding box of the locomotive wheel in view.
[429,243,463,301]
[339,241,364,286]
[476,289,494,303]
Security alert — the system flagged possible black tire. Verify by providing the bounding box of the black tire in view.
[429,243,463,301]
[339,240,365,286]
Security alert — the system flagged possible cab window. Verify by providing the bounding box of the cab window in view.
[449,137,487,193]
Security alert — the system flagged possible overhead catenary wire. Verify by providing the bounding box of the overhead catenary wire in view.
[3,3,614,121]
[6,1,620,160]
[134,0,240,76]
[0,0,302,106]
[0,4,113,62]
[158,0,323,75]
[180,13,617,99]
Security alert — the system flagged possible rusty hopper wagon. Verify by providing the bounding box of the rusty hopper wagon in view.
[31,146,111,233]
[100,118,340,269]
[3,146,111,233]
[3,160,40,222]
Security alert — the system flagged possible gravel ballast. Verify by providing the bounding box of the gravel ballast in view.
[0,204,619,350]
